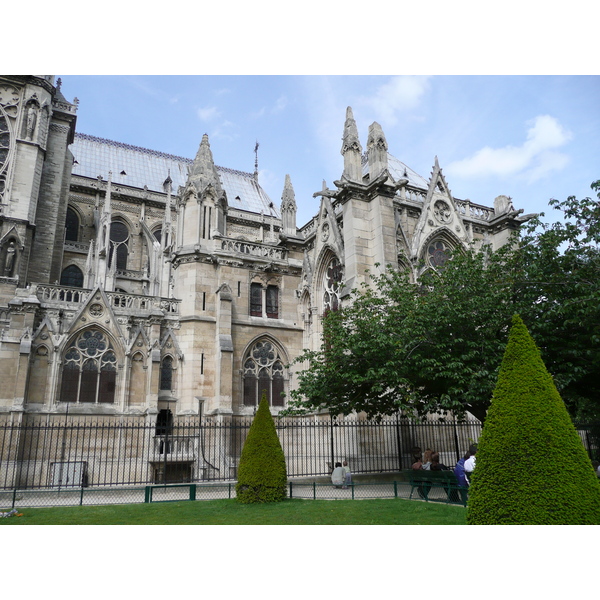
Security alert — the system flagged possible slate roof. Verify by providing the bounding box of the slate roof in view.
[71,133,279,217]
[361,152,429,190]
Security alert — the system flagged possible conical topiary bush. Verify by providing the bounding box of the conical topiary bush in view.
[467,314,600,524]
[235,393,287,503]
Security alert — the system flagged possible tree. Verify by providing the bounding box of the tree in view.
[236,393,287,503]
[466,315,600,525]
[510,180,600,421]
[287,246,518,421]
[286,180,600,422]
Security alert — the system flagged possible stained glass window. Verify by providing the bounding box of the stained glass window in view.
[60,265,84,288]
[428,240,449,268]
[242,339,286,407]
[159,356,173,391]
[65,207,79,242]
[250,283,262,316]
[108,221,129,270]
[59,329,117,404]
[266,285,279,318]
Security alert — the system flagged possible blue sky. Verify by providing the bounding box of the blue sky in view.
[60,75,599,227]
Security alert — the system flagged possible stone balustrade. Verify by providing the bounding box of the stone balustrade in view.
[455,200,494,221]
[219,238,287,261]
[36,284,180,314]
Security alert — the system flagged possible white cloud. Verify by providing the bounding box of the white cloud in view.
[197,106,221,122]
[360,76,431,125]
[271,95,288,113]
[210,119,237,142]
[446,115,572,181]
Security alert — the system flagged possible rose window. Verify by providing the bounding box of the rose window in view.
[428,240,450,268]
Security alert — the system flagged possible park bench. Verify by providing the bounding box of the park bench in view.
[405,469,468,506]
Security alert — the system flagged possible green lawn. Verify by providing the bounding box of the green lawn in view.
[0,498,466,525]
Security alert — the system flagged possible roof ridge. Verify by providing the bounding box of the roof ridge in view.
[74,132,254,178]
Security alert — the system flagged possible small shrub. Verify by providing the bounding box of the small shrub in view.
[467,315,600,524]
[236,393,287,503]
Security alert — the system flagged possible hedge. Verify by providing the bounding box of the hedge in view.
[235,393,287,503]
[467,315,600,524]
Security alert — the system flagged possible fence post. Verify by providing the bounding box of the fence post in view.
[313,481,316,500]
[80,486,85,506]
[289,481,293,499]
[394,480,398,498]
[395,414,403,470]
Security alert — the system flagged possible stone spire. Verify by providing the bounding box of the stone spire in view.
[92,171,113,290]
[103,171,113,217]
[280,174,297,237]
[341,106,363,183]
[160,172,173,297]
[188,134,223,196]
[367,122,389,182]
[162,171,173,227]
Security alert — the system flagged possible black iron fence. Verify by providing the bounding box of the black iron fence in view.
[0,415,597,491]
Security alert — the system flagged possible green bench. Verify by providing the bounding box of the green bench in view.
[405,469,468,506]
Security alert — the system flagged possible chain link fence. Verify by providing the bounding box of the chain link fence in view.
[0,478,465,510]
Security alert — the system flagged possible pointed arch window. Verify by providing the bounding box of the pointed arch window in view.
[108,221,130,270]
[323,256,342,314]
[60,264,84,288]
[59,329,117,404]
[65,207,79,242]
[159,356,173,391]
[242,339,286,407]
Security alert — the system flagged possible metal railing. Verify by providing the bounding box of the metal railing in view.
[0,480,460,510]
[0,416,597,492]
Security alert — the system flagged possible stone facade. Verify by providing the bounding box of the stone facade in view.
[0,77,530,425]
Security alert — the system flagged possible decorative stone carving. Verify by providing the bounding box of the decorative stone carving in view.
[89,303,104,317]
[4,241,16,276]
[433,200,452,224]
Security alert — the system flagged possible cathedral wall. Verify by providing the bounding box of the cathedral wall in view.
[0,340,19,407]
[175,318,215,412]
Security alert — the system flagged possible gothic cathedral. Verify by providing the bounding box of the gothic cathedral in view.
[0,76,528,423]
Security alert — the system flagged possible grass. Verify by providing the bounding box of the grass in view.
[0,498,466,525]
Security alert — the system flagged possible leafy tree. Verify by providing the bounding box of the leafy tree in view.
[510,180,600,420]
[286,180,600,422]
[287,247,516,421]
[466,315,600,525]
[236,393,287,503]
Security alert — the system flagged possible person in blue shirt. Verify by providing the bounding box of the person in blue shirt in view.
[454,451,472,487]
